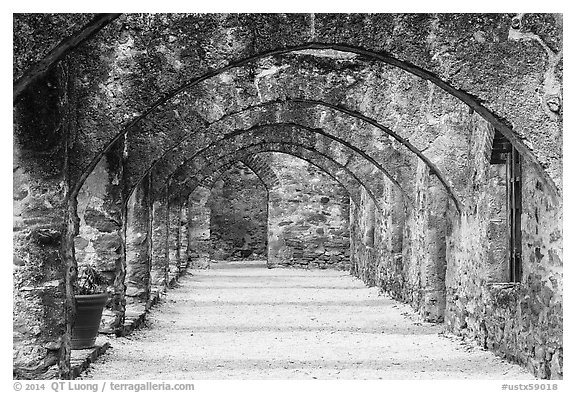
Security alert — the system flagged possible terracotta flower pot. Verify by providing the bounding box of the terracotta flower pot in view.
[71,293,108,350]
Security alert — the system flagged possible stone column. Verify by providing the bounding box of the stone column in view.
[266,189,287,267]
[74,147,125,334]
[151,186,169,294]
[168,200,182,285]
[348,190,378,283]
[404,162,449,322]
[13,67,70,379]
[419,180,449,322]
[179,202,189,272]
[125,174,152,309]
[374,180,406,298]
[13,151,68,379]
[187,187,212,269]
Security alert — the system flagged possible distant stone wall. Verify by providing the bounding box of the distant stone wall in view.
[187,187,211,269]
[267,153,350,269]
[207,161,268,260]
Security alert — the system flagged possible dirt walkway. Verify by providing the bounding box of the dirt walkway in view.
[82,261,534,379]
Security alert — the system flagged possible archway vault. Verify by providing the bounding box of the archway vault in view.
[184,149,354,269]
[239,154,281,191]
[70,41,560,204]
[164,123,407,203]
[177,143,375,209]
[127,98,461,211]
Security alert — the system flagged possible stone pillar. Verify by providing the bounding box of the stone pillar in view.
[151,186,169,294]
[404,162,449,322]
[74,144,125,335]
[348,199,358,276]
[13,67,70,379]
[13,154,68,379]
[374,180,406,298]
[419,179,449,322]
[179,202,189,272]
[187,187,212,269]
[266,189,287,267]
[168,200,182,285]
[125,174,152,308]
[347,189,378,283]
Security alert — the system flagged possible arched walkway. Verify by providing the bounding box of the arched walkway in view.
[13,14,563,380]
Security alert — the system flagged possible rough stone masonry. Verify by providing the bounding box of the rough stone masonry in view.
[13,13,562,379]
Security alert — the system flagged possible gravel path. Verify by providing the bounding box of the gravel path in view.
[82,261,534,379]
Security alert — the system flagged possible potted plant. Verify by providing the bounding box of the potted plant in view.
[71,265,109,350]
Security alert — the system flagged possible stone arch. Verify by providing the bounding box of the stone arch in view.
[239,154,281,191]
[182,149,354,269]
[117,90,482,215]
[68,40,559,206]
[85,101,426,335]
[164,126,393,209]
[17,15,561,199]
[69,42,558,305]
[125,96,419,208]
[194,153,282,193]
[181,144,369,269]
[118,65,500,213]
[148,116,412,203]
[13,14,121,100]
[180,143,370,207]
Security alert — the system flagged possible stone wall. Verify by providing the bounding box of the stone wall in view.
[266,153,350,269]
[351,164,448,323]
[187,187,211,269]
[207,161,268,260]
[444,157,563,379]
[349,115,563,378]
